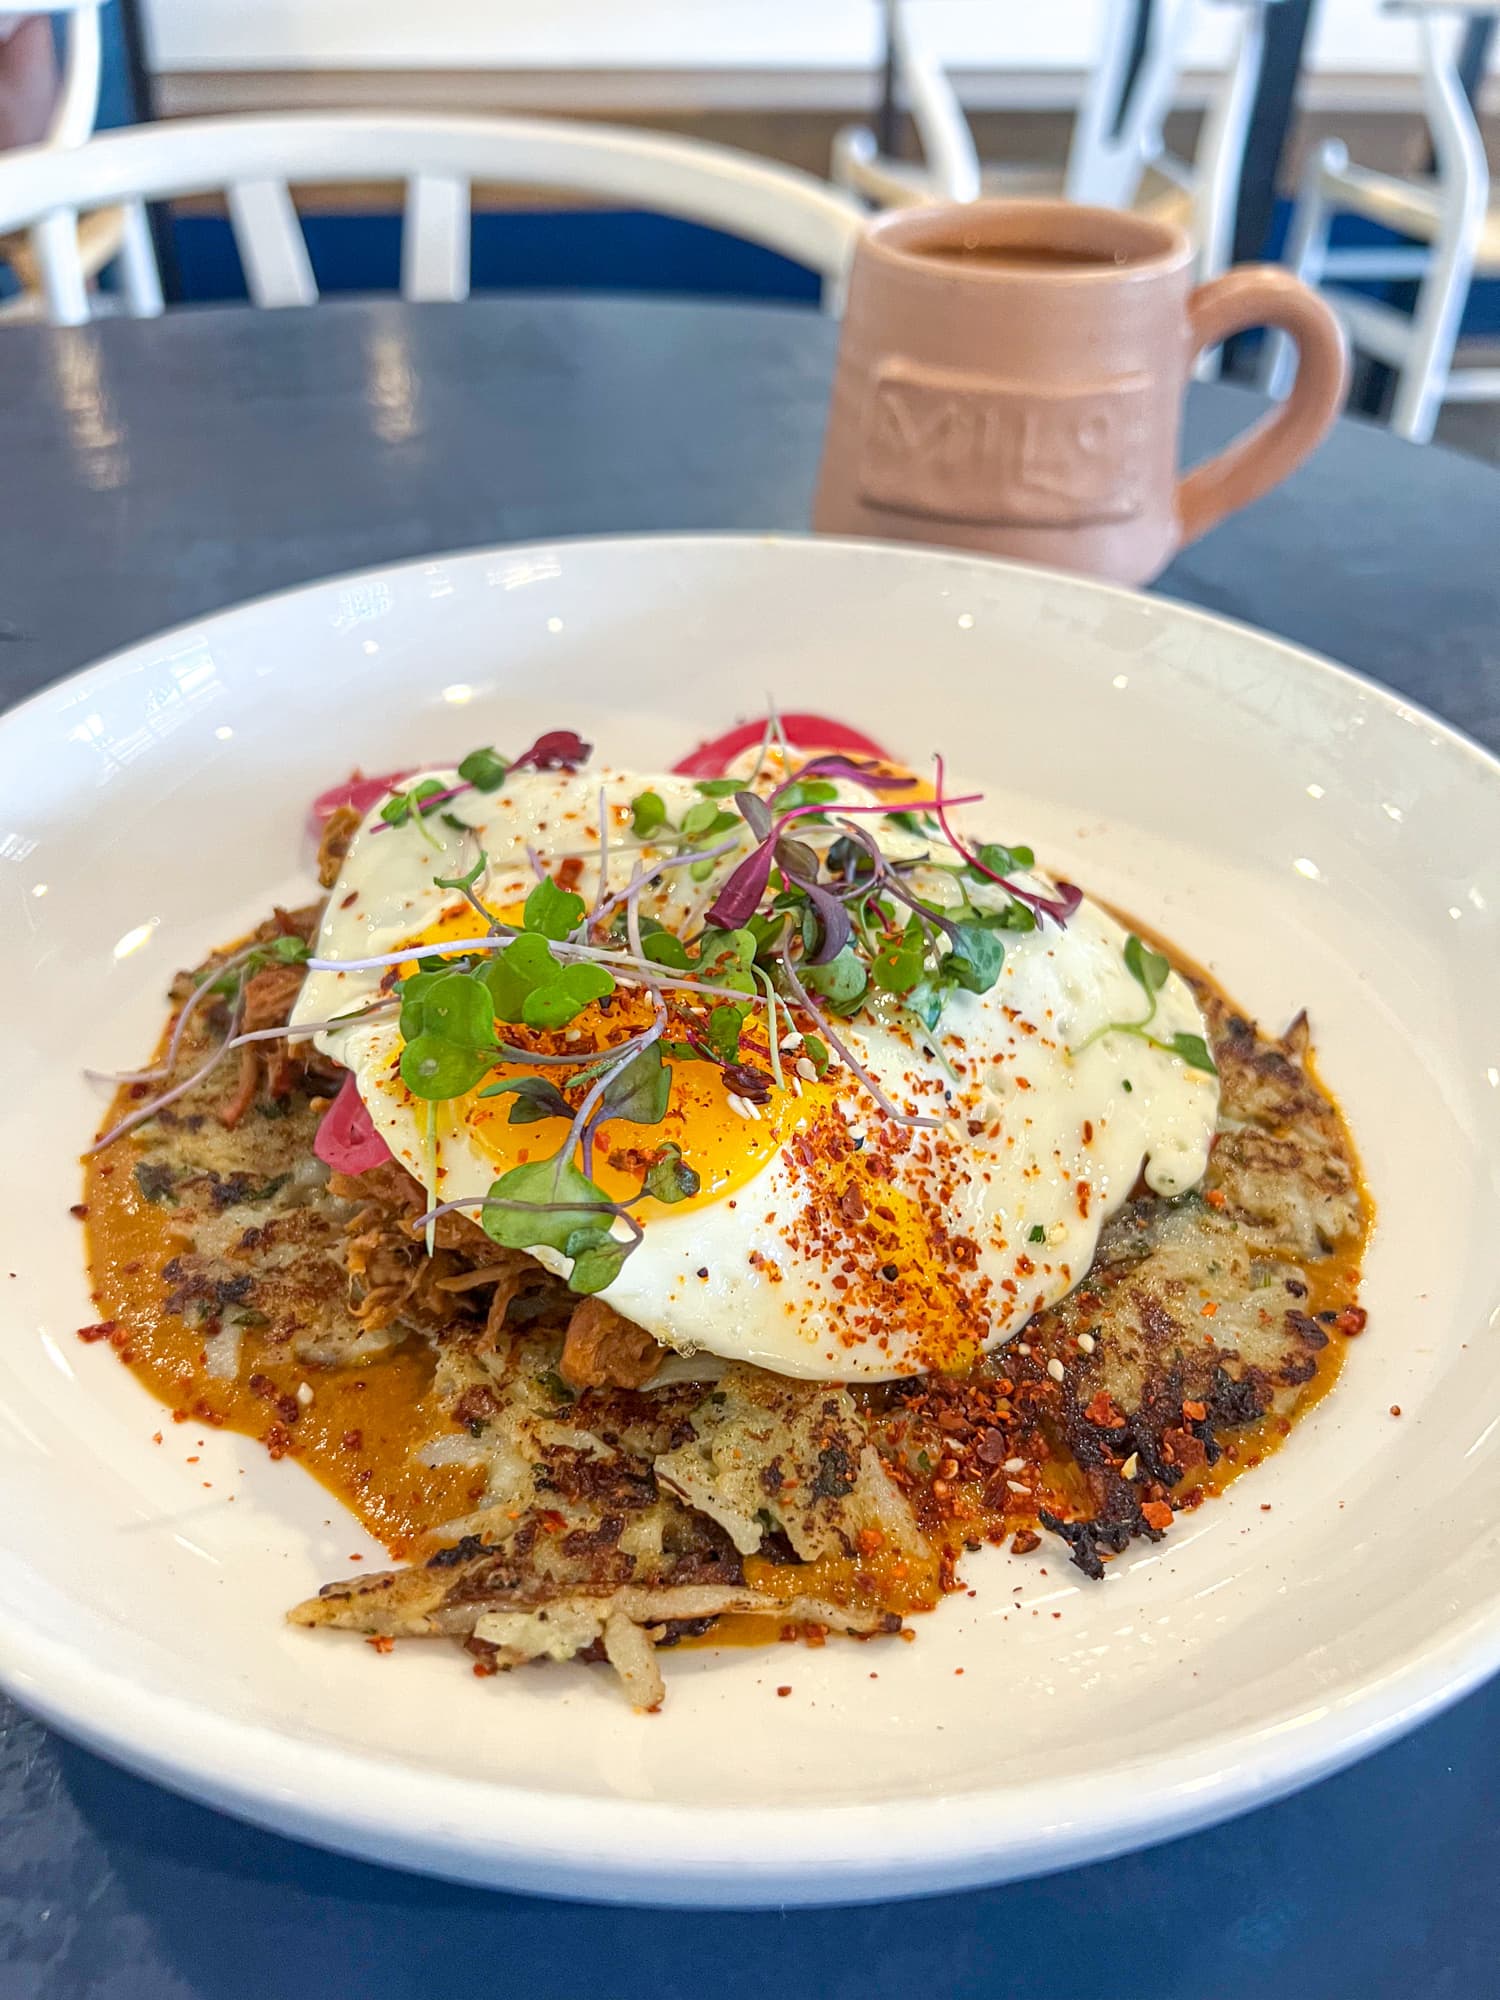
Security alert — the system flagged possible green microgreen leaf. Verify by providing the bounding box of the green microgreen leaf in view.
[801,1034,830,1077]
[1165,1031,1218,1075]
[523,875,586,941]
[1028,1224,1046,1244]
[458,746,509,791]
[1124,933,1170,999]
[774,778,839,811]
[944,922,1005,995]
[599,1041,671,1126]
[477,1074,574,1123]
[631,789,668,837]
[802,946,868,1015]
[521,962,614,1030]
[644,1141,701,1204]
[639,921,692,972]
[870,916,928,997]
[400,1033,493,1100]
[904,978,946,1033]
[692,777,743,798]
[679,798,723,839]
[379,778,445,827]
[263,935,311,965]
[481,1150,616,1264]
[706,1002,748,1063]
[689,855,719,883]
[561,1225,633,1295]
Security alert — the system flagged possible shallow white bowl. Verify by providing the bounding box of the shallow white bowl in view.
[2,534,1497,1906]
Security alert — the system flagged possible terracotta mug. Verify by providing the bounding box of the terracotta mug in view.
[813,200,1349,585]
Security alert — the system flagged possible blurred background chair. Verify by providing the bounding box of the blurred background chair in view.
[1262,0,1498,442]
[832,0,1279,311]
[0,0,156,320]
[0,109,865,324]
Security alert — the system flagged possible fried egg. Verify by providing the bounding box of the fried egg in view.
[292,753,1218,1380]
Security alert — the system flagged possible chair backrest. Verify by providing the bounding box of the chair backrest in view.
[0,111,867,325]
[1065,0,1200,208]
[42,0,104,152]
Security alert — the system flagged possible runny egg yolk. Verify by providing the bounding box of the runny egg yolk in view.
[389,908,839,1219]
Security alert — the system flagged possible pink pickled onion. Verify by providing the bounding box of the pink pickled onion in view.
[672,714,891,778]
[313,1071,390,1174]
[310,769,413,830]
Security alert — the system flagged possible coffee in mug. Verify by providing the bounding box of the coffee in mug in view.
[813,200,1348,586]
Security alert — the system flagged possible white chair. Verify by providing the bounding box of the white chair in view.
[834,0,1278,330]
[0,0,158,320]
[0,110,867,326]
[1262,1,1497,442]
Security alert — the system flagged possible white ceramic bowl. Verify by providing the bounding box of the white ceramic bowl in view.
[2,534,1497,1906]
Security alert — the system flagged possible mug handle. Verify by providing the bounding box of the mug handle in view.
[1175,267,1349,549]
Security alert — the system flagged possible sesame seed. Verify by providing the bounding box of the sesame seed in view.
[1121,1453,1139,1479]
[1003,1456,1026,1473]
[1046,1357,1066,1383]
[795,1057,817,1082]
[296,1381,314,1407]
[1077,1332,1096,1354]
[1006,1479,1031,1494]
[1015,1342,1031,1356]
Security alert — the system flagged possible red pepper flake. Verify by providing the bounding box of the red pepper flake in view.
[1083,1392,1126,1429]
[185,1455,199,1464]
[776,1685,793,1697]
[1390,1404,1402,1417]
[1010,1528,1041,1554]
[1337,1306,1368,1337]
[1199,1301,1218,1318]
[367,1635,395,1655]
[152,1431,162,1445]
[1140,1500,1174,1532]
[1204,1187,1227,1209]
[1182,1400,1207,1422]
[69,1203,88,1220]
[77,1320,118,1344]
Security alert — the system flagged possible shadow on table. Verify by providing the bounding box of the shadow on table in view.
[42,1671,1500,2000]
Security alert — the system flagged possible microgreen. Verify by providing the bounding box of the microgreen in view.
[1070,934,1219,1077]
[511,729,591,773]
[706,1002,749,1063]
[631,790,668,837]
[1028,1224,1046,1244]
[802,946,868,1015]
[379,778,446,829]
[692,777,742,799]
[802,1034,830,1077]
[458,746,509,791]
[596,1040,672,1126]
[478,1074,574,1123]
[433,852,488,895]
[870,916,928,997]
[644,1142,700,1203]
[944,922,1005,995]
[523,875,586,941]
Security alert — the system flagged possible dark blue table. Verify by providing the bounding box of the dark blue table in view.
[3,296,1499,1997]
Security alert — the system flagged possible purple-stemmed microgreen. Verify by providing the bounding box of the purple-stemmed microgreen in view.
[931,755,1082,928]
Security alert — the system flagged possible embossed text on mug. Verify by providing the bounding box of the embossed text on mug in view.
[857,359,1152,528]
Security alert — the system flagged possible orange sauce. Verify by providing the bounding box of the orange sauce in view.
[82,1145,485,1556]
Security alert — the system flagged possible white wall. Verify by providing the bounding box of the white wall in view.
[145,0,1427,93]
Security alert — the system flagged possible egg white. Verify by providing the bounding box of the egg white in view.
[293,757,1218,1380]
